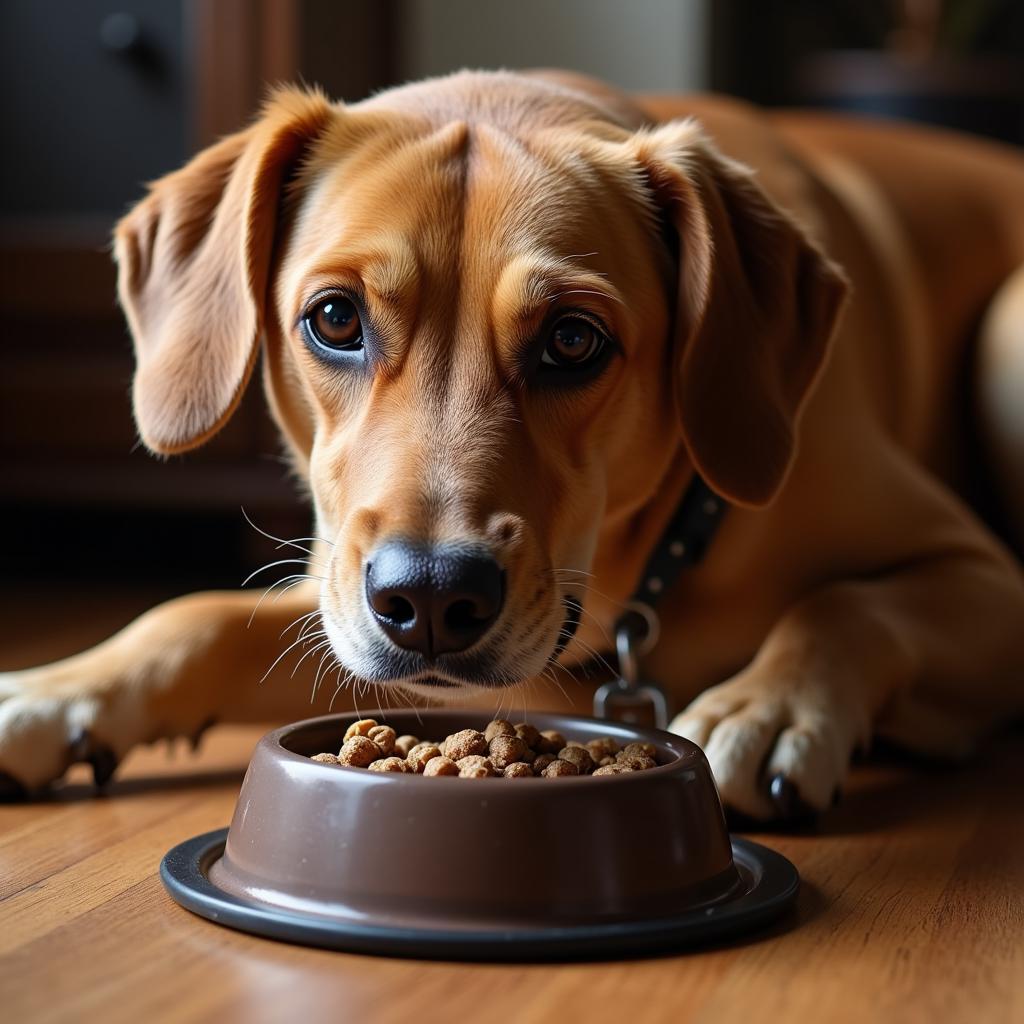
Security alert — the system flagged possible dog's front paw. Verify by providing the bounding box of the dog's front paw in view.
[0,672,141,798]
[670,670,870,821]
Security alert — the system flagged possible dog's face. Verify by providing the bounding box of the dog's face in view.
[271,108,676,696]
[115,73,845,700]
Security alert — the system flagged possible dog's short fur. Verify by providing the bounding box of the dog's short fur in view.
[3,71,1024,818]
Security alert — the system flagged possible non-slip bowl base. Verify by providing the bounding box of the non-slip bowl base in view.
[161,828,799,960]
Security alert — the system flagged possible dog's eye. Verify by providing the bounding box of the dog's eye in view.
[540,317,606,369]
[306,297,363,351]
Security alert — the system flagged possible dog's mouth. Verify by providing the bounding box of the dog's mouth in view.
[330,593,585,693]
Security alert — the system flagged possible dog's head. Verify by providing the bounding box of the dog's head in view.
[114,72,846,698]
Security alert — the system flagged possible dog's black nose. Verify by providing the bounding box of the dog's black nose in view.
[365,541,505,658]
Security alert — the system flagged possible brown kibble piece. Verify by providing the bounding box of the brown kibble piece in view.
[532,753,556,773]
[514,723,542,749]
[593,763,634,776]
[311,752,340,765]
[424,756,459,777]
[367,725,396,756]
[338,735,381,767]
[488,735,529,769]
[542,758,579,777]
[406,742,442,773]
[503,762,534,778]
[457,755,496,778]
[618,754,658,771]
[537,729,566,754]
[586,737,620,761]
[620,741,657,760]
[484,719,516,743]
[443,729,488,761]
[394,734,420,758]
[368,756,408,773]
[343,718,378,743]
[558,745,595,775]
[599,755,616,767]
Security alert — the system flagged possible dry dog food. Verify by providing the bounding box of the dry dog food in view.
[310,719,662,779]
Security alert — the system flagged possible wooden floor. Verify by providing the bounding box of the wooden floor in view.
[1,587,1022,1023]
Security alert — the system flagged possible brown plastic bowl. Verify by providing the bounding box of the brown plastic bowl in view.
[161,711,800,958]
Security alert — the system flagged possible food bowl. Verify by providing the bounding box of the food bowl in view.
[161,711,799,959]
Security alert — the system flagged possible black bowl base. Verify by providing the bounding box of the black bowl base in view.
[160,828,800,961]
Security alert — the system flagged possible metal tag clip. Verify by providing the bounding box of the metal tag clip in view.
[593,602,670,729]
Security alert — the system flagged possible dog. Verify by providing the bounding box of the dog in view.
[2,69,1023,819]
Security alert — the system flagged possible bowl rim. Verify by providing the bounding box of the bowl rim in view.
[267,709,704,787]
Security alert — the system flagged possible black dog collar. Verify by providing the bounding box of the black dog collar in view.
[594,475,727,727]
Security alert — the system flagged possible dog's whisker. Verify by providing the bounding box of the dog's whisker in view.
[242,558,321,587]
[297,614,325,642]
[247,574,321,628]
[309,647,332,703]
[274,535,336,551]
[290,635,331,679]
[258,629,326,686]
[560,631,618,679]
[240,507,322,558]
[281,609,321,640]
[271,576,320,603]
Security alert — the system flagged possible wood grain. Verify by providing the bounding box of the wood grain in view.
[1,589,1022,1023]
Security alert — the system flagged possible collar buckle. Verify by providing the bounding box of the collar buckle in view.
[593,603,669,728]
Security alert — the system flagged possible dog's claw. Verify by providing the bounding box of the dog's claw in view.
[768,773,819,823]
[0,771,27,802]
[89,747,119,788]
[70,728,119,789]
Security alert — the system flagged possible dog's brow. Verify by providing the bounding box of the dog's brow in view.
[493,257,624,331]
[300,237,418,311]
[361,246,418,305]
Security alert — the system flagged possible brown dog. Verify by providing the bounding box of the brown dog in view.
[2,70,1023,819]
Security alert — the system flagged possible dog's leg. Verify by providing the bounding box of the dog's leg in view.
[0,579,334,796]
[671,548,1024,819]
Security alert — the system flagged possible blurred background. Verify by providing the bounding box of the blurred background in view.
[2,0,1023,598]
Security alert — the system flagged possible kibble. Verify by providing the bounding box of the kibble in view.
[488,734,529,770]
[343,719,378,743]
[394,734,420,758]
[514,722,542,749]
[338,735,381,767]
[367,725,396,756]
[406,742,442,773]
[538,729,566,754]
[557,744,595,775]
[586,737,620,761]
[442,729,488,761]
[618,754,658,771]
[423,756,459,777]
[311,752,341,765]
[620,741,657,760]
[457,755,497,778]
[311,719,663,780]
[484,719,516,743]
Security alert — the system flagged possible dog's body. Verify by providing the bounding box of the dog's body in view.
[2,71,1023,818]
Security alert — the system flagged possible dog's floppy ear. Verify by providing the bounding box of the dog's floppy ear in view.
[631,121,848,507]
[113,86,334,454]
